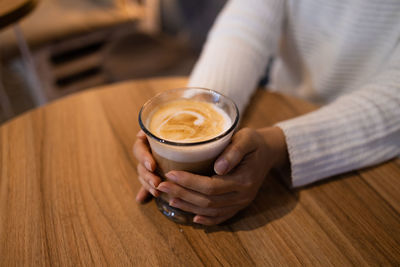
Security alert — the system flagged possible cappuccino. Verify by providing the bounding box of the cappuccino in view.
[139,87,239,224]
[149,99,231,143]
[146,99,232,176]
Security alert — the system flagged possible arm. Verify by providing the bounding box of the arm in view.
[134,0,285,204]
[188,0,285,112]
[276,43,400,187]
[154,59,400,223]
[151,37,400,226]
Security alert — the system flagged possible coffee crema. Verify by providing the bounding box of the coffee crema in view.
[148,99,231,143]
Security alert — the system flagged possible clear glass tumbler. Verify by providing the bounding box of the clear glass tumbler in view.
[138,87,239,224]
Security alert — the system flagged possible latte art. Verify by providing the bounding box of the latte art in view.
[149,100,231,142]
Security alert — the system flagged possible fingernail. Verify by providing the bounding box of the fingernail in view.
[169,198,178,207]
[214,158,228,175]
[165,171,177,181]
[157,184,170,193]
[149,180,156,188]
[193,216,203,224]
[150,188,159,197]
[145,161,152,171]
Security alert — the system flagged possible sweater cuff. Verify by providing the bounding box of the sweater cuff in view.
[276,97,400,187]
[276,112,347,187]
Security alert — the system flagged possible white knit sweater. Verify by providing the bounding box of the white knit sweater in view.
[188,0,400,187]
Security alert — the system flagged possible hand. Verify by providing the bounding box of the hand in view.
[156,127,288,225]
[133,130,162,202]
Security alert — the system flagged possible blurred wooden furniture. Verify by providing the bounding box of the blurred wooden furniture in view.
[0,0,37,28]
[1,77,399,265]
[0,0,159,104]
[0,0,38,119]
[0,0,151,57]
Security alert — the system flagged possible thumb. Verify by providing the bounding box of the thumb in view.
[214,128,257,175]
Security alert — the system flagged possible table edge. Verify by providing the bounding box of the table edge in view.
[0,0,38,29]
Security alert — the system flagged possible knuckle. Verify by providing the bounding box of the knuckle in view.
[214,218,225,225]
[230,144,243,157]
[171,184,183,197]
[132,143,136,155]
[238,193,254,206]
[144,170,152,181]
[138,176,148,188]
[133,141,141,155]
[237,176,252,189]
[136,164,142,175]
[242,180,253,190]
[203,184,216,195]
[133,139,139,149]
[208,208,221,217]
[206,219,219,226]
[201,198,214,208]
[239,195,252,206]
[241,127,252,134]
[200,218,214,226]
[237,127,252,138]
[235,128,258,149]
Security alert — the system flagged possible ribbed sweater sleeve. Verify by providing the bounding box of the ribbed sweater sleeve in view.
[188,0,284,113]
[276,43,400,187]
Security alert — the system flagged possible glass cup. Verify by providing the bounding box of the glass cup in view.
[138,87,239,224]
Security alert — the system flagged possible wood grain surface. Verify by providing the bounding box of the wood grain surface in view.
[0,77,399,266]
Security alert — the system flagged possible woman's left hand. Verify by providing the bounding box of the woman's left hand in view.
[156,127,288,225]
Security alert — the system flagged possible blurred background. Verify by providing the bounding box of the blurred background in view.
[0,0,227,123]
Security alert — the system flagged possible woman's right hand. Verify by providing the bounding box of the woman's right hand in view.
[133,130,162,202]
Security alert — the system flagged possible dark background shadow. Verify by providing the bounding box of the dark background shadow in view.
[199,172,299,233]
[201,170,362,233]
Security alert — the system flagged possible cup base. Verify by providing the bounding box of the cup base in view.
[155,197,194,224]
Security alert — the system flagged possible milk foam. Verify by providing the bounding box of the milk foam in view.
[148,100,231,143]
[146,99,234,162]
[147,133,233,162]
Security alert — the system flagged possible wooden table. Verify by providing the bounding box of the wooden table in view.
[0,0,37,29]
[1,77,399,265]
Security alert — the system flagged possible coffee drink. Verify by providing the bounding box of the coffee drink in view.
[147,99,232,176]
[139,88,239,224]
[149,100,230,143]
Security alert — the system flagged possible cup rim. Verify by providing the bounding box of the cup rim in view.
[138,87,239,147]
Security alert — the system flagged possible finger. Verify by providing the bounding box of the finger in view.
[138,175,160,197]
[214,128,258,175]
[157,180,242,208]
[169,197,241,218]
[136,130,146,138]
[157,181,212,207]
[136,186,150,203]
[133,131,155,172]
[165,171,237,195]
[137,163,162,189]
[193,211,238,226]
